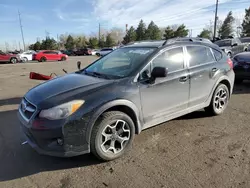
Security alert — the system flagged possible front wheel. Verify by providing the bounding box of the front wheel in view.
[205,84,229,116]
[10,57,17,64]
[90,111,135,161]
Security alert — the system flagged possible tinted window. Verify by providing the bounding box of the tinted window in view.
[43,51,51,54]
[186,46,215,67]
[240,38,250,43]
[152,47,184,73]
[214,40,232,47]
[212,49,222,61]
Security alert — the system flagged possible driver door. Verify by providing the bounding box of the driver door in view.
[138,46,190,127]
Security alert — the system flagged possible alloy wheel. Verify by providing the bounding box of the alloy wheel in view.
[100,120,130,154]
[214,88,228,112]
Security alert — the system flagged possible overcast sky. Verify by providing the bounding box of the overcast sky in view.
[0,0,249,50]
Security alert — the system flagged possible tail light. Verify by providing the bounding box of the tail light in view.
[88,50,91,54]
[227,58,233,69]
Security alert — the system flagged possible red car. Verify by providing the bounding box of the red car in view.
[33,50,68,62]
[0,51,21,64]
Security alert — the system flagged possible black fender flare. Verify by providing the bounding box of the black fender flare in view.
[85,99,142,144]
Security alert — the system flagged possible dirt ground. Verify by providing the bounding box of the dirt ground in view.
[0,56,250,188]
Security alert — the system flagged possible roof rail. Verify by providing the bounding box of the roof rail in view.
[162,37,212,46]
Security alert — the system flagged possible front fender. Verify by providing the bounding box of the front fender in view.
[85,99,142,144]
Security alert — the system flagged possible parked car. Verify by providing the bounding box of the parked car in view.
[33,50,68,62]
[214,38,248,58]
[232,52,250,83]
[19,50,36,62]
[91,49,98,55]
[240,37,250,51]
[0,50,21,63]
[61,50,76,56]
[18,39,234,161]
[75,48,92,56]
[96,48,114,56]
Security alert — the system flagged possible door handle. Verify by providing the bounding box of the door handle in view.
[179,76,188,82]
[211,68,218,72]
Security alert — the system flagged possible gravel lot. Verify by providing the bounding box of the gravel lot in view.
[0,56,250,188]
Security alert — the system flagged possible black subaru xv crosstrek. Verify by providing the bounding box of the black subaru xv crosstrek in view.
[18,38,235,161]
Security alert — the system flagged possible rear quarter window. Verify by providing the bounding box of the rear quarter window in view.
[212,49,223,61]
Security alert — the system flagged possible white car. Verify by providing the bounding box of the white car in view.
[19,50,36,62]
[96,48,114,56]
[91,49,98,55]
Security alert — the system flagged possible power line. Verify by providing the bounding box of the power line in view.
[18,10,25,50]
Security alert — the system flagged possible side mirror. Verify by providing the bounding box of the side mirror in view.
[232,43,238,47]
[151,67,168,79]
[77,61,81,70]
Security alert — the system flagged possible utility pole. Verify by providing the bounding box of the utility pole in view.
[213,0,219,42]
[19,41,21,51]
[98,23,101,44]
[18,10,26,51]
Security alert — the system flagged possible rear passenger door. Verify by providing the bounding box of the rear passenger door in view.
[186,45,219,107]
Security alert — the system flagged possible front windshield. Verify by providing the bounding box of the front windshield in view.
[240,38,250,43]
[84,47,156,79]
[214,40,231,47]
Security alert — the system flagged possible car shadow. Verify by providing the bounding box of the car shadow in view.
[233,81,250,94]
[0,97,23,107]
[176,110,212,120]
[0,109,101,182]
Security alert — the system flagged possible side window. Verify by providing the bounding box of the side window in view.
[43,51,50,54]
[186,46,215,67]
[152,47,184,73]
[212,49,222,61]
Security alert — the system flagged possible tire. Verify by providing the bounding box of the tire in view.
[227,52,232,58]
[61,56,66,61]
[90,111,135,161]
[40,57,46,62]
[23,57,28,62]
[96,53,100,57]
[205,84,230,116]
[10,57,17,64]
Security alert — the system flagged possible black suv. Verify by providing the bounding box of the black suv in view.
[18,39,235,161]
[214,38,248,58]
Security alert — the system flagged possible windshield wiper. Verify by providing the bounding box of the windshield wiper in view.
[84,70,111,79]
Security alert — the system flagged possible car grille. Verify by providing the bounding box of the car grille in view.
[20,98,36,121]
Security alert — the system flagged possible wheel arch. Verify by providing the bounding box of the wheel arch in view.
[86,99,142,144]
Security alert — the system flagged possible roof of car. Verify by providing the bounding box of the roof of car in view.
[123,38,220,50]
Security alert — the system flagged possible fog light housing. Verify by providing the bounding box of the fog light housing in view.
[57,138,64,146]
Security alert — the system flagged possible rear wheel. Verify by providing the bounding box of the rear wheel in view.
[90,111,135,161]
[40,57,47,62]
[227,52,232,58]
[61,56,66,61]
[96,53,100,57]
[10,57,17,64]
[23,57,28,62]
[205,84,229,116]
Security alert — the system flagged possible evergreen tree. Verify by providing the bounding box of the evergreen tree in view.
[136,19,147,41]
[163,26,175,39]
[65,35,75,50]
[174,24,189,37]
[145,21,161,40]
[197,29,212,39]
[123,26,137,44]
[218,11,235,38]
[242,7,250,37]
[105,33,115,47]
[89,37,99,48]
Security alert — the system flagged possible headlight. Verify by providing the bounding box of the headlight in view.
[39,100,84,120]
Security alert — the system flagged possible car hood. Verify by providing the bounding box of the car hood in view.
[25,73,114,107]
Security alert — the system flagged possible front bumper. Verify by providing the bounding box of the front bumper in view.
[18,108,91,157]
